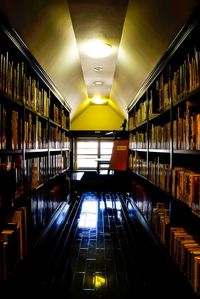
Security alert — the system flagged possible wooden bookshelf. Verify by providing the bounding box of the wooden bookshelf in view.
[128,5,200,296]
[0,14,71,210]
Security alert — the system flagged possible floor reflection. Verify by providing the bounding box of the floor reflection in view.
[78,200,98,228]
[68,191,131,298]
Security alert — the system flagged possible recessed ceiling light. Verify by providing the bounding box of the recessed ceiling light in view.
[83,40,112,58]
[94,66,103,72]
[91,96,107,105]
[94,81,104,85]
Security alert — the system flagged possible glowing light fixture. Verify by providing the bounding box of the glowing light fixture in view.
[91,96,108,105]
[93,81,104,85]
[83,40,112,58]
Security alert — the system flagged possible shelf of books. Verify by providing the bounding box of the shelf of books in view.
[128,6,200,296]
[0,14,71,206]
[0,13,71,278]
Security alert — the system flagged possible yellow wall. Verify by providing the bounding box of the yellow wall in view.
[70,104,125,130]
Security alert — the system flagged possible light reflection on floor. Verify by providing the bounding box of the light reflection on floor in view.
[68,191,131,298]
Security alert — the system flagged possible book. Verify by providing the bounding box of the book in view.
[0,228,17,277]
[169,227,187,257]
[8,207,27,259]
[180,240,200,273]
[187,248,200,281]
[193,255,200,294]
[0,240,8,281]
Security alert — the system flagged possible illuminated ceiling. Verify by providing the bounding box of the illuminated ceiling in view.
[0,0,199,120]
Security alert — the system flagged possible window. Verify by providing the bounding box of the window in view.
[76,138,113,172]
[77,141,98,169]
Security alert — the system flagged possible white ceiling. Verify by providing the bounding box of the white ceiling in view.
[0,0,199,120]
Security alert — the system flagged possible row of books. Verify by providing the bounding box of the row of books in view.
[0,207,27,281]
[25,112,48,149]
[134,100,147,126]
[148,160,171,193]
[173,103,200,150]
[0,104,23,150]
[129,155,148,179]
[129,155,171,193]
[0,50,70,128]
[0,151,69,209]
[128,92,158,130]
[129,154,200,213]
[151,202,170,245]
[0,51,49,117]
[0,103,70,151]
[152,205,200,295]
[49,129,70,150]
[129,42,200,131]
[132,184,171,247]
[49,152,70,178]
[170,227,200,294]
[172,167,200,212]
[132,181,200,295]
[130,100,200,151]
[149,122,170,150]
[129,131,147,149]
[50,103,69,128]
[0,155,24,208]
[131,180,200,295]
[26,120,70,150]
[155,46,199,113]
[25,153,69,190]
[129,122,171,150]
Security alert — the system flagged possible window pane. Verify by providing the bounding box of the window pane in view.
[101,148,113,155]
[100,155,111,160]
[77,148,98,154]
[77,141,98,149]
[100,142,113,149]
[100,141,113,158]
[76,139,113,170]
[77,141,98,169]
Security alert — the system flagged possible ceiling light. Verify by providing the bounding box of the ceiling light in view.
[84,40,112,58]
[90,96,107,105]
[94,66,103,72]
[93,81,104,85]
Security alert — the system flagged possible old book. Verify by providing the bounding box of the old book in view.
[169,227,187,257]
[0,240,8,281]
[180,240,200,273]
[8,207,27,259]
[193,255,200,294]
[187,248,200,281]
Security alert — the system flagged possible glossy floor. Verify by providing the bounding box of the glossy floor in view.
[68,192,132,299]
[2,190,198,299]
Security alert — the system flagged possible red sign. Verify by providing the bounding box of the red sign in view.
[109,139,129,171]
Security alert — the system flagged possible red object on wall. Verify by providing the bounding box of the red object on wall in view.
[109,139,129,171]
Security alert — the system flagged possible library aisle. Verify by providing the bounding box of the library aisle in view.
[1,189,198,299]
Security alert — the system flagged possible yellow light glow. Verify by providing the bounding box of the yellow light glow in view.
[93,274,106,289]
[90,96,108,105]
[83,40,112,58]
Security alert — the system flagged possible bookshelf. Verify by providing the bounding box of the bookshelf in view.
[0,14,71,211]
[128,6,200,296]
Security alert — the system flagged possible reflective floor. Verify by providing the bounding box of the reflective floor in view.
[2,190,198,299]
[68,192,132,299]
